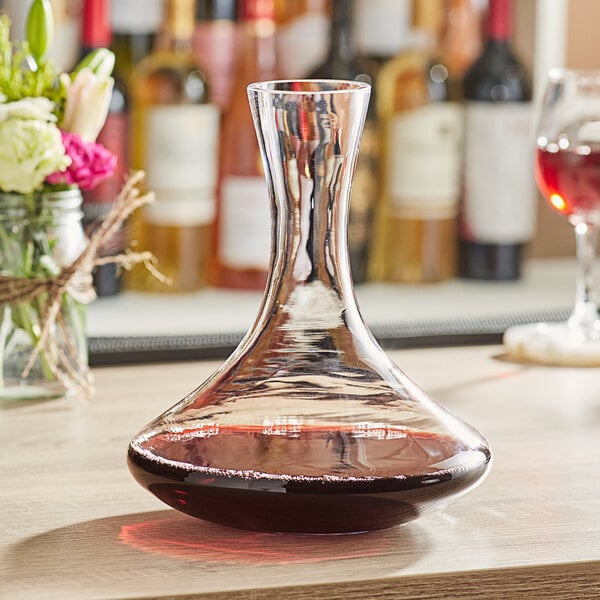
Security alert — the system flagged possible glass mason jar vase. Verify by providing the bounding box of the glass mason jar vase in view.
[0,189,88,400]
[128,81,492,534]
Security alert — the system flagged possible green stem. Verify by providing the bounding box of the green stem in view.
[0,305,10,386]
[0,205,57,385]
[0,220,21,271]
[13,302,56,381]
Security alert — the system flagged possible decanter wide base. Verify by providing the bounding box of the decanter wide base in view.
[128,428,491,534]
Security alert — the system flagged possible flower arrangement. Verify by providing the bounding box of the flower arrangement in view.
[0,2,116,194]
[0,1,154,400]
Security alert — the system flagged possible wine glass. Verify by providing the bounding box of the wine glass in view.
[504,69,600,366]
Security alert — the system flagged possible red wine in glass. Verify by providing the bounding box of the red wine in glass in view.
[536,143,600,217]
[504,69,600,365]
[128,424,491,534]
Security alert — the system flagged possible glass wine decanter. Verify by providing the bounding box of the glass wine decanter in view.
[128,80,492,534]
[504,69,600,366]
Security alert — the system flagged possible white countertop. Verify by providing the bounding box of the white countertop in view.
[87,258,587,338]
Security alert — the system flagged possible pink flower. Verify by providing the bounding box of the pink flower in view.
[46,130,116,190]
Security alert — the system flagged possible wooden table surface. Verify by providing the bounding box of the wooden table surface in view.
[1,345,599,600]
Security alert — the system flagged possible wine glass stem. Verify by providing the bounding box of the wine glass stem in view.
[569,220,599,330]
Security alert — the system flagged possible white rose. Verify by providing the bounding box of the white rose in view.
[0,97,57,122]
[0,118,70,194]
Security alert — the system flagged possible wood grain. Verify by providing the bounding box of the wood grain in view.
[1,346,599,600]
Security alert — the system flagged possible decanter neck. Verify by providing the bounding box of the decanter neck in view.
[248,82,370,342]
[281,101,348,286]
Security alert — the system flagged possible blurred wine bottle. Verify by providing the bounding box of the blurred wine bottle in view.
[308,0,376,284]
[128,0,219,292]
[210,0,278,290]
[193,0,239,113]
[192,0,239,113]
[353,0,412,74]
[369,0,464,283]
[459,0,534,280]
[275,0,328,78]
[5,0,80,70]
[80,0,129,297]
[438,0,483,101]
[4,0,32,39]
[111,0,165,83]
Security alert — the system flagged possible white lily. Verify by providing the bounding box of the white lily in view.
[61,67,114,142]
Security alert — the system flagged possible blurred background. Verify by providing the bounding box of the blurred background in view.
[0,0,595,302]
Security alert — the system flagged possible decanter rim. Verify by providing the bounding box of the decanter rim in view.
[247,79,371,95]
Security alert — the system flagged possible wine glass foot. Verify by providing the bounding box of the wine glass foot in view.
[503,322,600,367]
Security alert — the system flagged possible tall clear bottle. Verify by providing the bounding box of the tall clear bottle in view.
[210,0,278,290]
[128,0,219,292]
[80,0,129,297]
[110,0,164,84]
[308,0,376,284]
[369,0,464,283]
[459,0,533,280]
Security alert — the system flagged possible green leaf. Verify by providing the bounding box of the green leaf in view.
[26,0,53,64]
[22,241,34,277]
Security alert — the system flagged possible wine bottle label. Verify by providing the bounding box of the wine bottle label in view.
[463,102,536,243]
[143,104,219,226]
[354,0,412,58]
[111,0,164,34]
[85,112,128,205]
[192,22,238,111]
[219,176,271,270]
[387,103,464,218]
[277,12,329,78]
